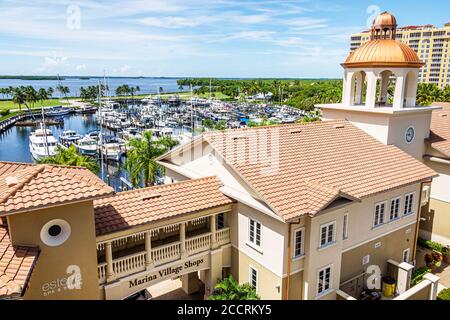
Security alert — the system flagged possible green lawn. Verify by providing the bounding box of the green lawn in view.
[0,98,68,112]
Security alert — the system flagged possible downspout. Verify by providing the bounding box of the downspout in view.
[285,222,292,300]
[412,180,432,263]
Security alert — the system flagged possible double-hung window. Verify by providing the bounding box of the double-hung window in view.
[293,228,304,258]
[249,218,261,246]
[317,265,332,296]
[389,198,401,221]
[320,222,335,248]
[249,266,258,291]
[374,202,386,227]
[404,193,415,216]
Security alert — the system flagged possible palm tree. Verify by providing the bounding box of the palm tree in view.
[37,88,49,107]
[11,87,26,113]
[38,145,99,173]
[56,85,70,104]
[124,131,179,187]
[209,275,260,300]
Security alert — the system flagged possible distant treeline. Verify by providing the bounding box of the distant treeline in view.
[177,78,450,111]
[0,75,66,80]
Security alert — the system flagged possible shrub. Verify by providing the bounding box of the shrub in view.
[209,275,260,300]
[437,288,450,300]
[0,109,10,117]
[411,267,431,286]
[426,240,445,253]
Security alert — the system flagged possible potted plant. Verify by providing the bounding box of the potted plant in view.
[425,253,437,272]
[432,251,443,268]
[443,248,450,264]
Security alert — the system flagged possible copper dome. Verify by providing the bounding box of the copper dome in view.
[373,11,397,29]
[343,39,424,68]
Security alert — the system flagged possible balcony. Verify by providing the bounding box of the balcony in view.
[96,214,231,285]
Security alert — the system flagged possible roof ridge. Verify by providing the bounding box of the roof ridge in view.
[102,176,221,198]
[0,165,46,204]
[204,119,345,137]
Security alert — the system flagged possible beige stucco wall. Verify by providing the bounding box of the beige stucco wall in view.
[231,246,282,300]
[229,202,287,278]
[282,270,303,300]
[322,108,390,144]
[387,112,432,160]
[340,224,415,283]
[7,201,100,300]
[301,182,421,300]
[322,107,433,161]
[421,198,450,246]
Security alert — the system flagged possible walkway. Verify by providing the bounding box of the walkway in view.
[416,246,450,289]
[147,278,204,300]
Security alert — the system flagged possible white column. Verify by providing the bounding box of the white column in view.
[145,231,153,270]
[393,72,407,109]
[342,71,354,106]
[423,273,440,300]
[105,241,115,283]
[396,262,414,294]
[210,214,217,249]
[180,222,187,258]
[365,72,377,108]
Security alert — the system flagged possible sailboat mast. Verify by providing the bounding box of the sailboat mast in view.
[42,106,49,156]
[190,84,194,140]
[98,80,105,182]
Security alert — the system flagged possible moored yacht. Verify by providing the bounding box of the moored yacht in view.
[29,125,58,160]
[76,137,98,156]
[59,130,82,146]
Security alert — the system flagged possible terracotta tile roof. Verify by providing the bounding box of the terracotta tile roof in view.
[94,177,233,236]
[0,162,114,215]
[202,120,436,221]
[428,108,450,158]
[0,227,39,298]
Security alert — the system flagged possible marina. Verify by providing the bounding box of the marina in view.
[0,97,308,192]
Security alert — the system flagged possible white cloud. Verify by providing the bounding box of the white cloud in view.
[36,55,68,72]
[113,64,130,74]
[76,64,87,71]
[138,16,214,28]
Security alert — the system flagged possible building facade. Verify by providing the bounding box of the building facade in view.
[0,11,445,301]
[350,14,450,88]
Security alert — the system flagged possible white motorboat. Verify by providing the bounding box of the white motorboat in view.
[46,106,73,117]
[120,128,142,141]
[99,136,125,162]
[59,130,82,146]
[76,137,98,156]
[76,105,97,114]
[29,125,58,160]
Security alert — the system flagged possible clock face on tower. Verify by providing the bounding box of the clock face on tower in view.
[405,127,415,144]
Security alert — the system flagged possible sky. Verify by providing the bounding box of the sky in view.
[0,0,448,78]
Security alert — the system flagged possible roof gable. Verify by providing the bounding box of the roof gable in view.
[199,120,436,221]
[0,162,114,215]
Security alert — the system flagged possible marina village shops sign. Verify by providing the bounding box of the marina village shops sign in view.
[104,254,210,299]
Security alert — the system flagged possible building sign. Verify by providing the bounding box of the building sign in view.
[42,265,82,297]
[105,254,210,299]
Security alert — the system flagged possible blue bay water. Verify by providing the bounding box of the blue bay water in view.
[0,77,188,97]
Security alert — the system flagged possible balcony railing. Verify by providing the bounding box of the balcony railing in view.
[97,227,231,284]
